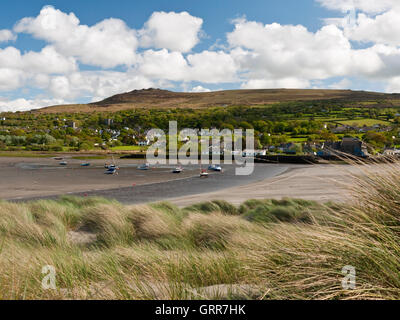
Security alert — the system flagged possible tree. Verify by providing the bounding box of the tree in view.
[363,132,388,148]
[261,134,272,147]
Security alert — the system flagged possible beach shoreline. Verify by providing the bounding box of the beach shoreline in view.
[1,155,376,206]
[1,156,290,204]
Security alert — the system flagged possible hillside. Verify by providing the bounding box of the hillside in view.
[36,88,400,113]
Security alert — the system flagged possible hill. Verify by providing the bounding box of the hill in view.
[35,88,400,113]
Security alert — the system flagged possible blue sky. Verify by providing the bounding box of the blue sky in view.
[0,0,399,111]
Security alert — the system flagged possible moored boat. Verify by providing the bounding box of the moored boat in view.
[172,166,183,173]
[208,164,222,172]
[138,163,150,170]
[200,169,209,178]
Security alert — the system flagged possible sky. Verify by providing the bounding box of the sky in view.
[1,0,400,111]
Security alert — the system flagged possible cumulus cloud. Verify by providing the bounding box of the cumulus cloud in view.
[139,11,203,52]
[190,86,211,93]
[0,45,77,92]
[328,78,353,89]
[14,5,138,68]
[343,9,400,46]
[0,68,25,91]
[0,29,16,42]
[0,97,67,112]
[137,49,237,84]
[138,49,188,81]
[241,78,311,89]
[187,51,237,83]
[46,71,154,101]
[386,77,400,93]
[20,46,77,74]
[317,0,399,13]
[227,18,385,88]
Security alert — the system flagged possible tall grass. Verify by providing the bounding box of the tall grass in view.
[1,159,400,299]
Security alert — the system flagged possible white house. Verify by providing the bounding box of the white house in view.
[242,149,267,157]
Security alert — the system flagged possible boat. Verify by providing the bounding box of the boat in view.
[208,164,222,172]
[59,161,67,166]
[81,163,91,167]
[105,156,119,170]
[105,167,118,175]
[105,164,119,169]
[138,163,150,170]
[200,169,209,178]
[172,166,183,173]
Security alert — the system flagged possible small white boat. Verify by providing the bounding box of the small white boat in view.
[172,167,183,173]
[200,169,209,178]
[105,164,119,170]
[105,168,118,175]
[138,163,150,170]
[208,164,222,172]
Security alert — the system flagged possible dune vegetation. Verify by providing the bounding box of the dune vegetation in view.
[1,160,400,300]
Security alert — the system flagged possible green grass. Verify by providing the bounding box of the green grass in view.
[110,146,145,151]
[289,137,308,142]
[339,118,391,126]
[2,160,400,299]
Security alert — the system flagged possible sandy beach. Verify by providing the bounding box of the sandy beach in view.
[0,155,367,206]
[169,163,359,206]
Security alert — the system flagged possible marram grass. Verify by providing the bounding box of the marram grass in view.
[1,159,400,299]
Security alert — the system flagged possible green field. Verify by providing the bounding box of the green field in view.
[110,146,146,151]
[289,137,308,142]
[338,118,391,126]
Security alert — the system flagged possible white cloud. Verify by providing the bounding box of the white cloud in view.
[187,50,238,83]
[49,76,71,99]
[0,47,22,69]
[227,19,385,87]
[137,49,237,84]
[138,49,188,81]
[328,78,353,89]
[0,68,25,91]
[386,77,400,93]
[0,97,67,112]
[0,45,77,92]
[139,11,203,52]
[15,5,138,68]
[241,78,310,89]
[317,0,399,14]
[344,10,400,46]
[21,46,77,74]
[190,86,211,92]
[46,71,154,101]
[0,29,16,42]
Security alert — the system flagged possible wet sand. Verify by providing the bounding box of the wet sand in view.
[1,156,289,204]
[1,156,368,206]
[0,156,200,200]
